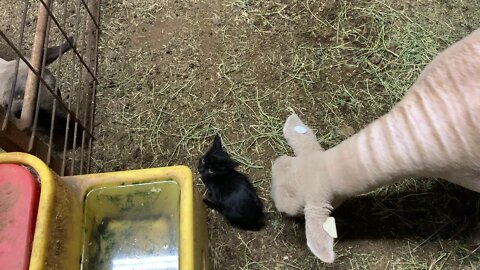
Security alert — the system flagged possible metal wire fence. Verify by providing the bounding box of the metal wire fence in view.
[0,0,101,175]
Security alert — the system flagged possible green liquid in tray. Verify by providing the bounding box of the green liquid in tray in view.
[81,181,180,270]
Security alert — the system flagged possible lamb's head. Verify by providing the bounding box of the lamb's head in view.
[0,36,73,117]
[0,62,25,116]
[271,113,337,263]
[1,61,56,117]
[271,155,304,215]
[271,114,322,215]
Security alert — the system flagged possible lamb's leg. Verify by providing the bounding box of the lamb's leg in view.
[446,177,480,248]
[442,175,480,247]
[468,190,480,247]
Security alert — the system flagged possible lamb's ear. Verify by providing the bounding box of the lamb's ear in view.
[305,206,335,263]
[44,36,75,65]
[283,114,324,156]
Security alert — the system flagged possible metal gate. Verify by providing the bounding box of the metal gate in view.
[0,0,100,175]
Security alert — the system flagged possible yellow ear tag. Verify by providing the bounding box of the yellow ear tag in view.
[322,217,338,238]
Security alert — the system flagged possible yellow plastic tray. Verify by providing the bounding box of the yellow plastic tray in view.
[0,152,209,270]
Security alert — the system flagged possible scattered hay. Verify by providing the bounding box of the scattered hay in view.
[90,0,480,269]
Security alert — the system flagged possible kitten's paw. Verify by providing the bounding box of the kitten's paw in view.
[203,198,220,211]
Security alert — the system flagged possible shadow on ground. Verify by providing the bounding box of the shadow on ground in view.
[333,180,480,241]
[280,180,480,243]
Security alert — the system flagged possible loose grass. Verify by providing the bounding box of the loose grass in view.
[93,0,480,269]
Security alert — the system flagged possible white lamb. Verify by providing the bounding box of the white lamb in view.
[271,28,480,263]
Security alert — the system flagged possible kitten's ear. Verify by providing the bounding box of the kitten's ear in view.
[305,206,335,263]
[212,134,223,150]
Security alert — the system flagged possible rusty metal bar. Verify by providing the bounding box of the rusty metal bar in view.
[35,0,70,165]
[18,0,51,131]
[81,0,99,171]
[38,0,99,85]
[1,0,30,131]
[60,113,72,175]
[62,0,84,176]
[86,0,101,173]
[29,0,53,153]
[0,31,95,139]
[80,130,85,174]
[53,0,71,174]
[46,0,72,164]
[47,99,57,164]
[83,0,100,173]
[80,0,100,30]
[71,0,89,176]
[79,1,88,174]
[46,0,76,168]
[60,112,71,176]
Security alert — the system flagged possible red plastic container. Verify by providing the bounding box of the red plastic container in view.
[0,164,40,270]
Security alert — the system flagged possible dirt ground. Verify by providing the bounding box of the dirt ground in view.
[3,0,476,269]
[91,0,480,269]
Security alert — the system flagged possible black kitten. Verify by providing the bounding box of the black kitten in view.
[198,135,264,230]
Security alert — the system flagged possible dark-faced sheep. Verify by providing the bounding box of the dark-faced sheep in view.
[0,37,74,118]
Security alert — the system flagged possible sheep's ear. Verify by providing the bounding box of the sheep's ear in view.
[305,208,335,263]
[44,36,75,65]
[283,114,324,156]
[271,155,303,216]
